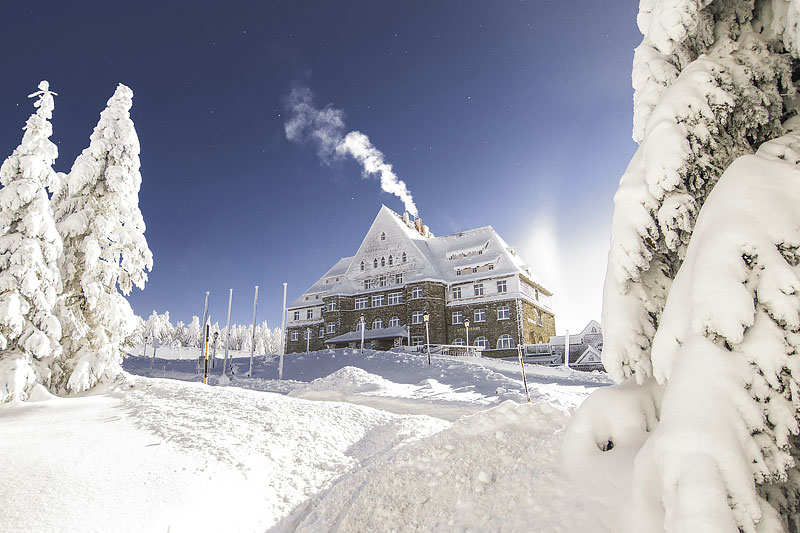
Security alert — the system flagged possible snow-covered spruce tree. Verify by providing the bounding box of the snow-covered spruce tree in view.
[0,81,63,402]
[52,83,152,394]
[565,1,800,531]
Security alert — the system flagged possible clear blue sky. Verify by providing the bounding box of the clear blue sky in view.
[0,1,641,332]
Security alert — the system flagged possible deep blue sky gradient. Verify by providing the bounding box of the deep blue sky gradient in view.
[0,1,641,330]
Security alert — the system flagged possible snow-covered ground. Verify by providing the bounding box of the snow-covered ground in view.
[1,348,612,531]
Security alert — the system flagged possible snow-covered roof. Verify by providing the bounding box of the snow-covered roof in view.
[288,206,550,309]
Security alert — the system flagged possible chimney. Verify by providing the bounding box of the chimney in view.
[422,225,430,238]
[403,211,410,225]
[415,216,422,234]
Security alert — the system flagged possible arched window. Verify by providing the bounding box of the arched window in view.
[372,318,384,329]
[381,257,386,267]
[497,334,515,349]
[374,258,378,268]
[453,338,466,346]
[402,252,407,263]
[389,316,400,328]
[360,261,365,271]
[381,232,386,240]
[388,255,393,266]
[474,336,489,349]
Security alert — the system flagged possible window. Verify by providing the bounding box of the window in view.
[452,287,462,300]
[474,283,484,296]
[326,323,336,334]
[389,316,400,327]
[373,318,384,329]
[472,267,477,274]
[388,255,393,266]
[304,329,311,340]
[372,295,384,307]
[327,301,337,312]
[307,309,313,320]
[319,328,324,338]
[452,311,463,324]
[364,279,373,290]
[411,287,423,299]
[355,297,368,310]
[534,288,539,301]
[411,336,424,346]
[488,264,494,271]
[474,336,489,349]
[474,308,486,322]
[291,331,298,341]
[381,232,386,240]
[453,338,466,346]
[402,252,407,263]
[293,311,300,321]
[497,280,507,293]
[456,269,461,276]
[379,275,387,287]
[412,311,424,324]
[356,321,365,331]
[360,261,365,271]
[388,292,403,305]
[394,273,404,284]
[497,334,515,349]
[374,258,378,268]
[497,305,510,320]
[381,257,386,267]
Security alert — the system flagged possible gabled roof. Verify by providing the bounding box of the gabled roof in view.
[288,206,550,308]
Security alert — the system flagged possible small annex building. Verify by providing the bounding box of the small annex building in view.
[521,320,604,371]
[284,206,555,357]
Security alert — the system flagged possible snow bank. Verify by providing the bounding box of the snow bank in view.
[287,400,612,532]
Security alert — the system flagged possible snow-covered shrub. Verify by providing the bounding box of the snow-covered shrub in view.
[0,81,63,402]
[52,84,152,393]
[568,1,800,530]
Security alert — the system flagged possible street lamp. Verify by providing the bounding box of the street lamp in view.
[306,327,311,353]
[464,318,470,353]
[423,311,430,365]
[360,314,366,353]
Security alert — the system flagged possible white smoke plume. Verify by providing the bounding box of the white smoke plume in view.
[284,86,418,217]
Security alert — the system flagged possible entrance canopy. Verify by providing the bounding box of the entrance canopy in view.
[326,325,409,345]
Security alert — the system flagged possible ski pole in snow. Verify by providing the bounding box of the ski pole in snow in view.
[223,289,232,377]
[248,285,258,377]
[517,344,531,403]
[563,329,570,369]
[279,282,287,380]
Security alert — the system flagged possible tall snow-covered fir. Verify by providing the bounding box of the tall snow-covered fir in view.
[52,83,152,394]
[568,1,800,531]
[0,81,63,403]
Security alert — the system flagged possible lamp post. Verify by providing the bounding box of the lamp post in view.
[464,318,470,353]
[306,327,311,353]
[423,311,431,365]
[360,314,366,353]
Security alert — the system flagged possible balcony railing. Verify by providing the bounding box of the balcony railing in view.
[415,344,484,357]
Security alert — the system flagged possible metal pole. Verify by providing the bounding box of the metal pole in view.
[202,323,210,384]
[563,329,570,368]
[517,344,531,402]
[209,315,215,369]
[248,285,259,377]
[360,315,365,353]
[424,323,431,365]
[200,291,210,361]
[306,328,311,353]
[279,282,287,380]
[222,289,232,377]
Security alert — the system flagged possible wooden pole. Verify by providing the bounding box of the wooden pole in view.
[517,344,531,402]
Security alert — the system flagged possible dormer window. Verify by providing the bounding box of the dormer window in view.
[381,257,386,267]
[381,232,386,241]
[360,261,365,271]
[402,252,407,263]
[374,258,378,268]
[388,255,393,266]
